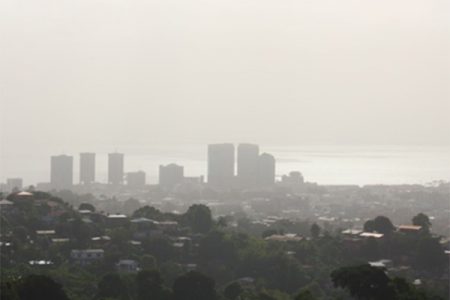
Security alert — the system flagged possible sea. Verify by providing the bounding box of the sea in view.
[1,144,449,187]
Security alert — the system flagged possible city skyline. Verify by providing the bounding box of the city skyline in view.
[1,144,449,188]
[0,143,279,191]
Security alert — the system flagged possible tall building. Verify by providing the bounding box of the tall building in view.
[79,153,95,184]
[281,171,304,185]
[127,171,146,187]
[257,153,275,186]
[51,155,73,190]
[237,143,259,187]
[108,153,124,185]
[207,143,234,187]
[6,178,23,191]
[159,164,184,188]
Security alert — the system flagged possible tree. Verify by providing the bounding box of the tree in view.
[223,282,243,300]
[310,223,321,239]
[330,264,392,300]
[17,275,70,300]
[360,237,380,260]
[96,273,129,300]
[364,216,395,234]
[143,236,176,262]
[78,203,96,212]
[136,270,171,300]
[140,254,157,270]
[412,213,431,233]
[183,204,213,233]
[173,271,217,300]
[262,229,278,238]
[132,206,163,220]
[415,237,447,273]
[0,280,20,300]
[363,220,375,232]
[122,198,141,216]
[295,290,317,300]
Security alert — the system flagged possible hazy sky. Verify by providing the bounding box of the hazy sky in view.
[1,0,449,154]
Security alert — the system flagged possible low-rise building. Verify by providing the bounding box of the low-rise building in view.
[397,225,422,234]
[116,259,140,273]
[71,249,104,265]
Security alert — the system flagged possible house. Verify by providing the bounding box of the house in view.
[397,225,422,234]
[17,191,33,197]
[107,214,129,227]
[51,238,70,244]
[29,260,53,267]
[91,236,111,246]
[0,199,14,213]
[360,232,384,239]
[71,249,104,265]
[369,259,393,269]
[342,229,363,236]
[36,230,56,236]
[116,259,140,273]
[265,233,303,242]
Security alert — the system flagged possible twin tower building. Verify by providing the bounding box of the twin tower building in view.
[208,143,275,188]
[50,143,275,190]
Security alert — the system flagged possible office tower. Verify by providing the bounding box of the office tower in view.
[51,155,73,190]
[108,153,124,185]
[207,143,234,187]
[237,143,259,187]
[282,171,304,185]
[257,153,276,186]
[159,164,184,188]
[79,153,96,184]
[127,171,146,187]
[6,178,23,191]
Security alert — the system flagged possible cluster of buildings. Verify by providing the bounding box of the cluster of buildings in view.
[1,143,280,192]
[50,152,138,189]
[208,143,276,189]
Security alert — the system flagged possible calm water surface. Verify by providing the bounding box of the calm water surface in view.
[1,145,449,186]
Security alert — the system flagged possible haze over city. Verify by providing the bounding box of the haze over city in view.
[1,0,449,149]
[0,1,449,300]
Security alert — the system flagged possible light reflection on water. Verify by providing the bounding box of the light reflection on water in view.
[2,145,449,186]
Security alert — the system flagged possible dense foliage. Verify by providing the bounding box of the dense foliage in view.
[0,191,448,300]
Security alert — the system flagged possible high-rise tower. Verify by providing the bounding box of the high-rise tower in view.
[80,153,95,184]
[108,153,124,185]
[207,143,234,187]
[51,155,73,190]
[237,143,259,187]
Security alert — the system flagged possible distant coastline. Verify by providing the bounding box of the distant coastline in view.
[1,145,449,186]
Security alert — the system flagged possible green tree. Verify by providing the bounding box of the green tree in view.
[0,280,20,300]
[183,204,213,233]
[294,289,317,300]
[310,223,321,239]
[415,237,447,273]
[132,206,163,220]
[78,203,96,212]
[143,236,176,262]
[360,237,380,260]
[140,254,157,270]
[17,275,70,300]
[262,229,278,238]
[122,198,141,216]
[331,264,392,300]
[173,271,217,300]
[412,213,431,233]
[96,273,129,300]
[364,216,395,234]
[136,270,171,300]
[223,282,243,300]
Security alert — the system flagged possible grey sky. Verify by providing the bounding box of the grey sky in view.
[1,0,449,152]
